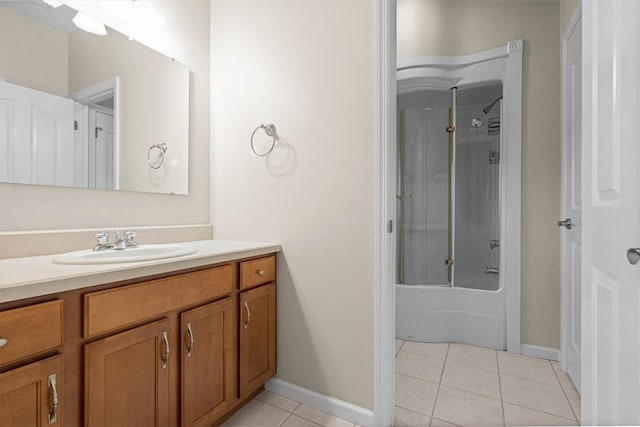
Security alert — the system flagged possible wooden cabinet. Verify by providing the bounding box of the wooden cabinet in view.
[0,300,63,367]
[0,355,63,426]
[0,300,63,427]
[181,298,233,426]
[84,319,170,427]
[239,283,276,398]
[1,252,276,426]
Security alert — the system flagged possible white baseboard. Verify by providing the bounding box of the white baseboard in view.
[520,343,559,361]
[265,378,374,427]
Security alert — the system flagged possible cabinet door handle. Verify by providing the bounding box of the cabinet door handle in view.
[243,302,251,329]
[161,331,169,368]
[0,338,7,348]
[185,323,194,357]
[257,269,265,276]
[48,374,59,424]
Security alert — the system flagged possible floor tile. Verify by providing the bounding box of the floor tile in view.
[551,361,578,392]
[447,343,498,372]
[257,390,300,412]
[441,361,501,400]
[564,388,581,421]
[500,374,575,419]
[396,339,405,354]
[395,373,438,416]
[221,399,290,427]
[497,351,559,386]
[396,351,445,383]
[503,402,577,426]
[402,341,449,360]
[282,414,322,427]
[433,385,503,426]
[293,404,354,427]
[394,406,430,427]
[430,418,460,427]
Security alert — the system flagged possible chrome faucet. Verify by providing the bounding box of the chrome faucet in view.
[93,230,138,251]
[114,230,138,250]
[93,232,115,251]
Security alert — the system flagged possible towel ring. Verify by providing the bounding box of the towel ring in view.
[148,143,168,169]
[250,123,277,157]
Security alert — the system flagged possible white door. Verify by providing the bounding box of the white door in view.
[582,0,640,425]
[561,14,582,392]
[90,109,115,190]
[0,81,76,186]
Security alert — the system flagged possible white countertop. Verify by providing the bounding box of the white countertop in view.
[0,240,281,303]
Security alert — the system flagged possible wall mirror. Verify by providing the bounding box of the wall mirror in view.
[0,0,190,195]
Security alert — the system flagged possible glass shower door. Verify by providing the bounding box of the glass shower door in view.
[397,91,452,286]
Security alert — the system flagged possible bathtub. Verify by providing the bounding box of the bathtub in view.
[396,278,506,350]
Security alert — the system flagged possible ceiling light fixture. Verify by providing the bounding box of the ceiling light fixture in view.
[72,12,108,36]
[100,1,133,21]
[132,1,166,27]
[101,0,166,27]
[42,0,63,7]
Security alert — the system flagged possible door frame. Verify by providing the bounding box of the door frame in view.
[373,3,523,423]
[559,1,582,375]
[372,1,396,425]
[70,76,120,190]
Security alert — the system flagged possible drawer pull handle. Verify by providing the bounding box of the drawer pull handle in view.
[161,331,169,368]
[0,338,7,348]
[48,374,59,424]
[257,269,266,276]
[243,302,251,329]
[186,323,194,357]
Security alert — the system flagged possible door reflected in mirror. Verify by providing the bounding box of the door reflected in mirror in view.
[0,1,189,195]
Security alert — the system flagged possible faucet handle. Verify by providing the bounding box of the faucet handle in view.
[94,232,110,244]
[124,230,137,241]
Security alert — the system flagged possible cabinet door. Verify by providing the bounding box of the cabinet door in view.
[239,283,276,397]
[0,355,63,426]
[85,319,170,427]
[181,298,233,427]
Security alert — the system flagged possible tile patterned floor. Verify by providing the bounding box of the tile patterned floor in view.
[222,341,582,426]
[395,340,582,427]
[221,390,360,427]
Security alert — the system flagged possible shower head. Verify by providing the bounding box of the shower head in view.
[482,96,503,114]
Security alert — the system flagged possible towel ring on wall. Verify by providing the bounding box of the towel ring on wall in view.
[148,143,168,169]
[250,123,277,157]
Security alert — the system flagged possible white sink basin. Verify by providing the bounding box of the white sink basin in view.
[53,244,198,265]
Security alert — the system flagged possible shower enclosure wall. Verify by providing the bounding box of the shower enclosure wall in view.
[395,41,523,350]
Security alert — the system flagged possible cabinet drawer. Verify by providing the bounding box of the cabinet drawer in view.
[0,300,63,366]
[84,265,232,338]
[240,256,276,290]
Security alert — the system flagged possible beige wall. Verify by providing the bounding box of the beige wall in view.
[560,0,580,35]
[68,29,190,194]
[398,0,563,349]
[0,6,69,97]
[0,0,211,256]
[211,0,375,410]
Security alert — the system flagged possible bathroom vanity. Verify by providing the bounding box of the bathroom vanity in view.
[0,240,279,426]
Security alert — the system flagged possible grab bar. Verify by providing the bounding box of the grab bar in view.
[485,267,499,275]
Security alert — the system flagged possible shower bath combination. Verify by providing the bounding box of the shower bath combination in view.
[395,40,523,351]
